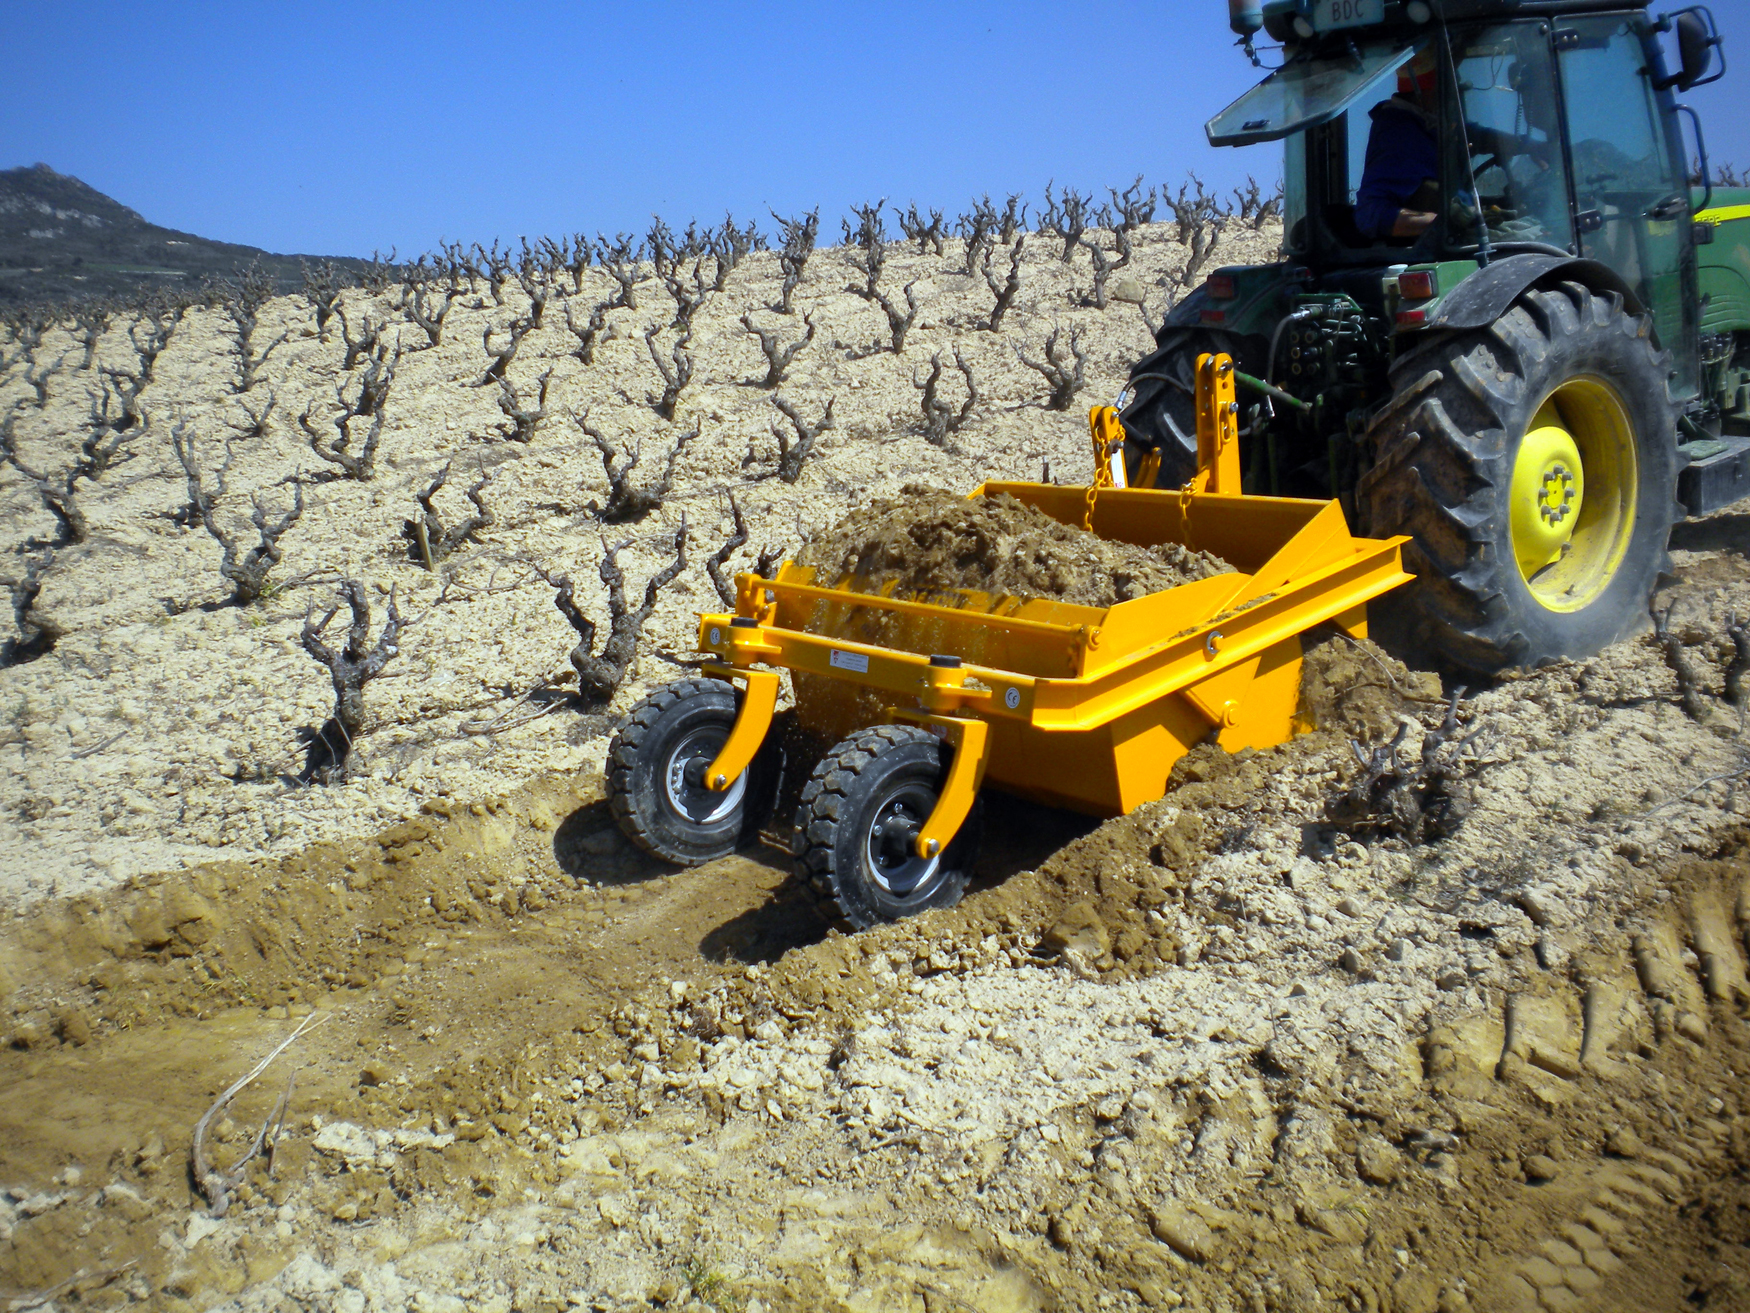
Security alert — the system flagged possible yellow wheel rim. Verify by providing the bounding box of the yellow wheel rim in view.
[1508,377,1638,613]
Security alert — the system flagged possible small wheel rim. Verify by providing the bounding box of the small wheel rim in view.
[1509,378,1638,614]
[863,781,942,899]
[662,726,745,826]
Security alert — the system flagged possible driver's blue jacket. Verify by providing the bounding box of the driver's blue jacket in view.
[1355,97,1438,240]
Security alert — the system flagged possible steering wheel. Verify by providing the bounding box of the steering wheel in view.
[1474,153,1521,215]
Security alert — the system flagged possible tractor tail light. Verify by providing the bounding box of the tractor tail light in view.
[1399,269,1438,300]
[1203,274,1237,300]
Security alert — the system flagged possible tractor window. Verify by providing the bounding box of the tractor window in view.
[1560,20,1678,200]
[1442,25,1574,252]
[1557,16,1696,394]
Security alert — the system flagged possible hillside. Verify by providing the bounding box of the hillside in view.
[0,163,364,304]
[3,197,1750,1313]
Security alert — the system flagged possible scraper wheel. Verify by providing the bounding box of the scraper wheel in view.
[608,678,775,866]
[793,724,983,930]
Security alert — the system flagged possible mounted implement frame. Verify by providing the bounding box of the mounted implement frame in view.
[603,355,1414,926]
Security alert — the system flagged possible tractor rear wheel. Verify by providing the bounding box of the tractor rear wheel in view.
[1358,280,1679,673]
[793,724,983,930]
[608,677,776,865]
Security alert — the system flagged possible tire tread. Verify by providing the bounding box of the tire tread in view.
[793,724,941,931]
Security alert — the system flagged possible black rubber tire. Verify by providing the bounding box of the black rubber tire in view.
[1119,327,1268,488]
[607,677,776,866]
[1358,280,1680,673]
[793,724,984,931]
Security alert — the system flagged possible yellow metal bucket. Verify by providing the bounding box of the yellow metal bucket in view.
[693,354,1414,858]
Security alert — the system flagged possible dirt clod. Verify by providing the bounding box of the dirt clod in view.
[1357,1135,1403,1184]
[1149,1206,1217,1262]
[1523,1153,1559,1182]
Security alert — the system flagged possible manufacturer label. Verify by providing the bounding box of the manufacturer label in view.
[1004,687,1021,710]
[708,626,722,646]
[829,649,869,674]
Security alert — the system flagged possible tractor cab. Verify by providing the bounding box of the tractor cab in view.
[1118,0,1739,674]
[1203,3,1714,389]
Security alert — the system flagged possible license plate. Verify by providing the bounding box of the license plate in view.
[1317,0,1384,31]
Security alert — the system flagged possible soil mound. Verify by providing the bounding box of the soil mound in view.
[1297,630,1445,738]
[795,484,1232,609]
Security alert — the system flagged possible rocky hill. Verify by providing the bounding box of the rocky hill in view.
[0,163,364,304]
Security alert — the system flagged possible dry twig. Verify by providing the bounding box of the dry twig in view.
[564,297,612,366]
[301,258,347,341]
[403,460,493,569]
[171,419,305,603]
[475,315,532,387]
[68,299,114,371]
[643,326,694,420]
[576,410,695,523]
[492,367,553,443]
[740,312,815,388]
[299,581,417,782]
[1328,689,1484,842]
[980,236,1025,331]
[191,1013,326,1217]
[596,232,648,310]
[764,395,835,484]
[398,273,459,349]
[299,341,398,480]
[1018,325,1088,411]
[770,208,819,315]
[1653,603,1708,723]
[706,490,749,607]
[871,280,921,355]
[217,260,287,393]
[843,200,888,300]
[335,304,384,372]
[899,203,947,256]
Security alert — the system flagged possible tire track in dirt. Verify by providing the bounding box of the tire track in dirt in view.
[0,772,1086,1304]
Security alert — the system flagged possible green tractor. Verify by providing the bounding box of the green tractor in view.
[1120,0,1742,672]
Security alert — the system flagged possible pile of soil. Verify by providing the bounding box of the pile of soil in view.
[795,484,1233,609]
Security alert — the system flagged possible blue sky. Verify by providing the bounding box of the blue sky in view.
[3,1,1746,259]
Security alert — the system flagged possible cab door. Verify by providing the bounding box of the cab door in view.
[1555,15,1700,398]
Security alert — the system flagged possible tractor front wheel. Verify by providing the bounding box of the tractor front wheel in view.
[1359,280,1679,672]
[793,725,983,930]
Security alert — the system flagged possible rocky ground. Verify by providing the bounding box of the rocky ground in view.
[0,207,1276,903]
[5,207,1750,1313]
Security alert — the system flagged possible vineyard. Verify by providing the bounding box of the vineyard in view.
[3,182,1750,1313]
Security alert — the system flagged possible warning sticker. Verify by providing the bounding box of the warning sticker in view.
[829,649,870,674]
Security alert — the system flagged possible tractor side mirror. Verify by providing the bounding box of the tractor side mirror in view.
[1655,6,1725,91]
[1676,12,1716,88]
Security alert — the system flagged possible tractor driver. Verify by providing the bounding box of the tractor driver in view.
[1356,47,1554,243]
[1354,49,1443,241]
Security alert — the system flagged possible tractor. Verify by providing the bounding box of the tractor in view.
[1120,0,1742,672]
